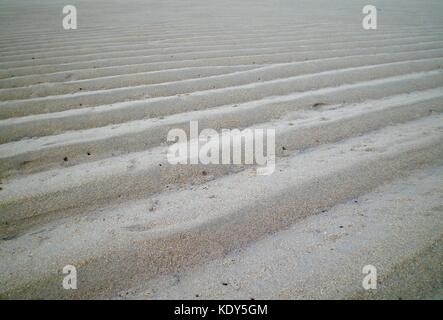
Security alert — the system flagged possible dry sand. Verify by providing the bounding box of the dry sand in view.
[0,0,442,299]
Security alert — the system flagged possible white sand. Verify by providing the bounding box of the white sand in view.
[0,0,442,299]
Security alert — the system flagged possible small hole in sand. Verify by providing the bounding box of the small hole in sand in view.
[312,102,326,108]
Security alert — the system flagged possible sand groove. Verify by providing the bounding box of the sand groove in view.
[0,0,442,299]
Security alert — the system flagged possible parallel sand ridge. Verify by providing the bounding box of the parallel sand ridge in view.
[0,0,442,299]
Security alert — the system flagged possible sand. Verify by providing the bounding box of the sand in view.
[0,0,442,299]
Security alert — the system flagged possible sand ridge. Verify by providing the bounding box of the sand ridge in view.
[0,0,442,299]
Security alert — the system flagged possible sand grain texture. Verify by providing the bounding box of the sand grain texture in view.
[0,0,442,299]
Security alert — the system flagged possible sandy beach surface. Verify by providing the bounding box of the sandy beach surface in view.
[0,0,442,299]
